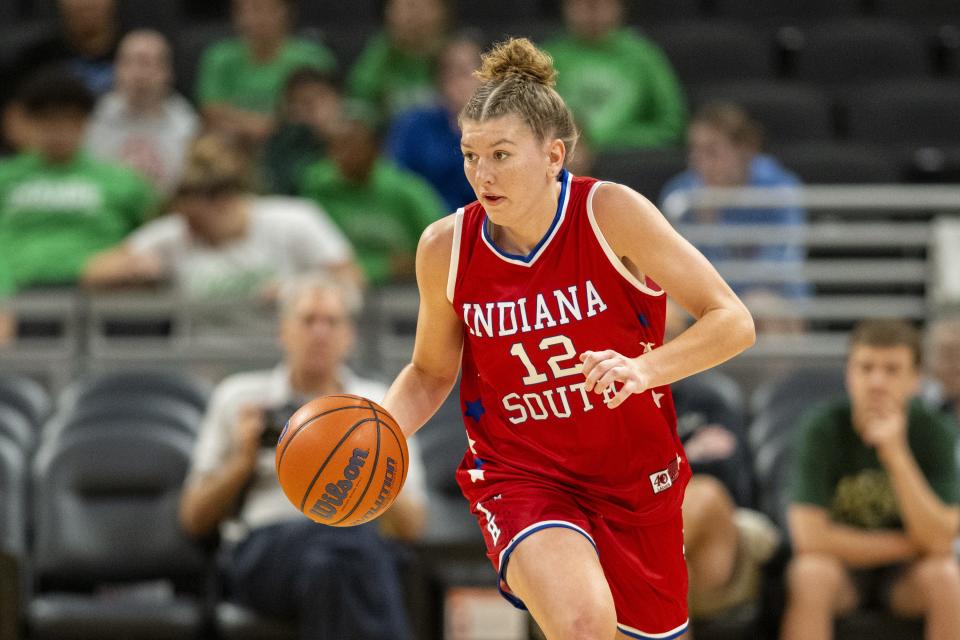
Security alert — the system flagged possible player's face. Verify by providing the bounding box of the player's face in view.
[461,114,564,224]
[846,344,919,415]
[688,122,753,187]
[281,289,355,377]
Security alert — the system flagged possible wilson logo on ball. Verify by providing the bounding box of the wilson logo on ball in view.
[309,448,369,520]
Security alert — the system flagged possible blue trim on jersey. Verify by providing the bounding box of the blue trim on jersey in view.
[482,169,569,263]
[617,621,689,639]
[496,520,598,611]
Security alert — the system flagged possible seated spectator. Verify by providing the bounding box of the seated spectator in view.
[259,67,343,196]
[301,110,444,286]
[3,0,120,149]
[348,0,449,118]
[0,68,153,290]
[543,0,685,150]
[85,30,199,196]
[197,0,336,144]
[782,319,960,640]
[661,102,809,303]
[926,315,960,424]
[83,133,360,299]
[386,32,481,211]
[179,275,425,639]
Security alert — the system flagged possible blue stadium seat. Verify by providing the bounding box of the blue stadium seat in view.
[770,141,902,183]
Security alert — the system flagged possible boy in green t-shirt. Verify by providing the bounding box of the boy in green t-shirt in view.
[197,0,336,144]
[783,320,960,640]
[0,68,153,291]
[300,111,443,286]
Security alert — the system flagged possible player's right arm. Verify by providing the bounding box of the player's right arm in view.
[382,215,464,439]
[788,504,917,568]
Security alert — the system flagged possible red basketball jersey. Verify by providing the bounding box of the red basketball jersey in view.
[449,170,690,526]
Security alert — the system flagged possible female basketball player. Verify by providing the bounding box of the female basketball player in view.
[382,38,755,640]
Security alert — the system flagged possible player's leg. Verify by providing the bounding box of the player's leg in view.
[780,553,858,640]
[887,555,960,640]
[505,526,619,640]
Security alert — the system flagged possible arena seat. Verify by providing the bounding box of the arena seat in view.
[0,374,51,428]
[770,141,903,183]
[28,427,209,640]
[841,80,960,146]
[58,369,211,414]
[792,20,929,85]
[625,0,702,25]
[648,21,775,85]
[688,81,834,142]
[749,365,846,530]
[455,0,542,26]
[298,0,380,29]
[0,435,26,640]
[42,399,202,444]
[711,0,862,23]
[871,0,959,24]
[0,407,34,453]
[591,147,687,202]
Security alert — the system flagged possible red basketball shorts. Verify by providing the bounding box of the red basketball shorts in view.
[464,479,689,639]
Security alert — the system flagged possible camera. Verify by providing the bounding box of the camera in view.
[260,403,301,448]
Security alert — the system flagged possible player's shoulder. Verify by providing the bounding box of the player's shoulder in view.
[588,180,660,230]
[418,210,459,259]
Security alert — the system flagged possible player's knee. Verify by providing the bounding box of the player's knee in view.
[787,553,845,600]
[556,606,617,640]
[913,555,960,594]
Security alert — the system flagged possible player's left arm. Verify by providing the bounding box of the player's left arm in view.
[581,182,755,407]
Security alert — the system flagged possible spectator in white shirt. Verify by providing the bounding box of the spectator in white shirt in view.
[85,30,199,195]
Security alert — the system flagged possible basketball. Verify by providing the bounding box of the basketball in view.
[275,394,408,527]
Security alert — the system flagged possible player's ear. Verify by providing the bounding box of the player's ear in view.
[546,138,565,179]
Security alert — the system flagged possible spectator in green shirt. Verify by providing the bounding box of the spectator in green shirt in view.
[783,319,960,640]
[259,66,343,196]
[0,68,154,290]
[0,257,13,346]
[196,0,336,144]
[543,0,686,150]
[301,110,444,286]
[348,0,449,118]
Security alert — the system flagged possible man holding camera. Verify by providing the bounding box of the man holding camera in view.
[179,275,425,640]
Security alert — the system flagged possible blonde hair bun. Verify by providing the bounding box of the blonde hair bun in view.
[476,37,557,88]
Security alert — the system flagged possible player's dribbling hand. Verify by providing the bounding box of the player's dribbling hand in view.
[579,350,652,409]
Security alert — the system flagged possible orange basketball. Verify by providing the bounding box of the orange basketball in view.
[275,394,408,527]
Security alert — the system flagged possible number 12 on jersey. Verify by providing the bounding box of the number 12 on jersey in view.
[509,335,583,385]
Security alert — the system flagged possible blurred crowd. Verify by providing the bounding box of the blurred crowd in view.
[0,0,821,345]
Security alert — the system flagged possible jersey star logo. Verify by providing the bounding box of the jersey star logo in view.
[467,468,486,483]
[467,436,478,455]
[464,398,485,422]
[651,390,664,408]
[640,341,655,353]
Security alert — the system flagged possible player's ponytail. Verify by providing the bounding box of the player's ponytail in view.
[462,38,578,161]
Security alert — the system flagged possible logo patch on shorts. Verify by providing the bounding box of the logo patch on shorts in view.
[649,469,673,494]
